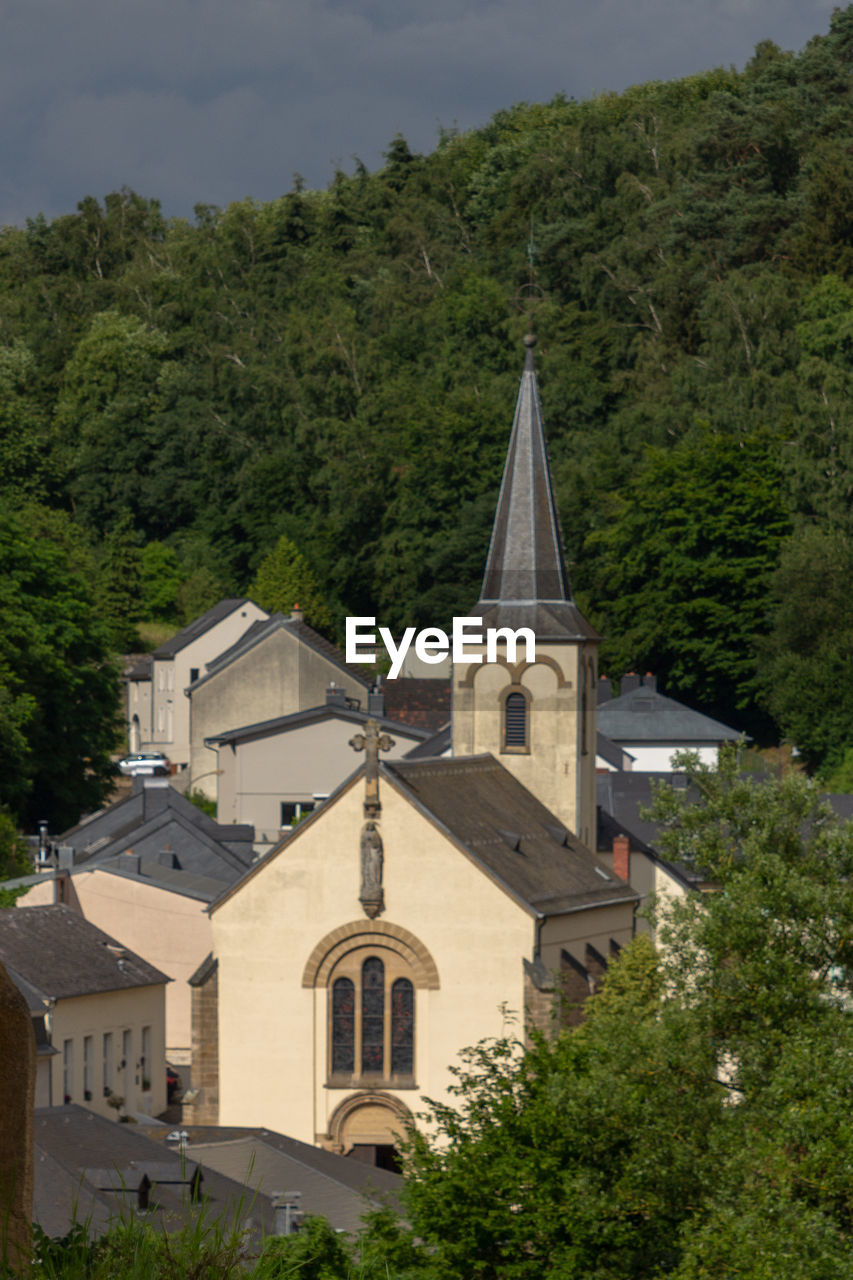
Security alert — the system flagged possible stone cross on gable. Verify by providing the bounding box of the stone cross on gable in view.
[349,718,395,818]
[349,718,395,918]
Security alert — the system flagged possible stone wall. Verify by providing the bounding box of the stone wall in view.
[185,958,219,1125]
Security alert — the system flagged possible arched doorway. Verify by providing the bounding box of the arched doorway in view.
[326,1092,412,1172]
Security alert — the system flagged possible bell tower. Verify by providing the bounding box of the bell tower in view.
[452,335,599,847]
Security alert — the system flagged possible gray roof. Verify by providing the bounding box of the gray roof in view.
[152,598,258,658]
[0,906,170,1000]
[473,339,598,643]
[205,703,428,748]
[385,755,638,916]
[53,781,255,901]
[597,687,741,745]
[403,722,451,759]
[596,732,635,771]
[34,1106,271,1240]
[596,772,705,878]
[192,613,370,692]
[187,1133,399,1234]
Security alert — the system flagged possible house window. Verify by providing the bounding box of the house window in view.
[103,1032,114,1096]
[280,801,315,830]
[502,688,530,753]
[327,952,416,1087]
[63,1039,74,1103]
[83,1035,93,1101]
[189,668,199,684]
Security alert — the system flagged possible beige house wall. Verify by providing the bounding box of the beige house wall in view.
[190,629,368,801]
[217,717,423,844]
[126,678,153,751]
[50,983,167,1119]
[596,848,688,940]
[453,642,598,847]
[212,779,536,1143]
[18,872,209,1066]
[149,602,268,766]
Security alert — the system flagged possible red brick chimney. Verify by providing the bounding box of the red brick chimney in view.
[612,834,631,882]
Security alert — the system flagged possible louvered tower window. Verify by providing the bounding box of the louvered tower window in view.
[504,691,528,750]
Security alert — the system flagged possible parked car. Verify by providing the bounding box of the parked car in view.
[118,752,171,777]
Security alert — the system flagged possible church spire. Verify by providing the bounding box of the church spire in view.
[474,335,597,642]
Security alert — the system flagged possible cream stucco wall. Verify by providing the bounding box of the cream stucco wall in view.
[50,983,167,1119]
[217,717,424,844]
[452,642,598,847]
[149,602,268,765]
[18,871,209,1066]
[189,628,369,801]
[211,777,536,1144]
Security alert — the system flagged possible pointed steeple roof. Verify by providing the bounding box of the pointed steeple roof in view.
[473,336,598,642]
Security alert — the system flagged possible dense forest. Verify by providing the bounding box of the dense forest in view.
[4,7,853,827]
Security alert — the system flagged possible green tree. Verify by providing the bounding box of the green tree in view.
[587,426,790,736]
[759,525,853,771]
[250,535,334,634]
[0,503,121,830]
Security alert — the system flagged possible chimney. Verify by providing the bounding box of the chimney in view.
[620,672,641,695]
[272,1191,303,1235]
[290,603,304,623]
[367,681,385,718]
[597,676,612,705]
[612,834,631,882]
[325,683,347,709]
[643,672,657,692]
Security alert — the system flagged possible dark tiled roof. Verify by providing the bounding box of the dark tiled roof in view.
[475,342,598,642]
[382,679,450,732]
[195,614,370,691]
[596,772,703,874]
[404,722,451,759]
[0,906,170,1000]
[152,599,256,659]
[124,654,152,681]
[34,1106,271,1241]
[597,688,741,744]
[386,756,637,916]
[205,703,428,748]
[596,806,697,892]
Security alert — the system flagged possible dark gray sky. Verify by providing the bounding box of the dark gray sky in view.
[0,0,837,226]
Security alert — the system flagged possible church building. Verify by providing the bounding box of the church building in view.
[191,337,639,1163]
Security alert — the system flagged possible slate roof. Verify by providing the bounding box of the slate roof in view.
[192,613,370,691]
[403,722,451,759]
[34,1106,271,1240]
[473,339,598,642]
[152,599,258,659]
[184,1132,400,1234]
[596,805,698,892]
[204,703,428,748]
[385,755,638,916]
[0,906,170,1000]
[596,771,704,877]
[55,780,255,899]
[597,687,741,744]
[596,732,635,771]
[382,678,450,732]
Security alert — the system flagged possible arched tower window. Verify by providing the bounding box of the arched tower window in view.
[502,688,530,753]
[361,957,385,1074]
[331,978,355,1073]
[391,979,414,1074]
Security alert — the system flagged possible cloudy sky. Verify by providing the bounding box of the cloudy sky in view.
[0,0,838,226]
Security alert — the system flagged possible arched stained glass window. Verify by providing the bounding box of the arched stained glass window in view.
[391,978,414,1074]
[331,978,355,1073]
[361,957,385,1074]
[504,691,528,748]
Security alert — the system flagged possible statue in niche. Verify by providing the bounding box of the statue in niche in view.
[359,821,384,918]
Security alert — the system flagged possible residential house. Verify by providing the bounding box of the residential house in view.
[597,673,742,771]
[0,906,169,1119]
[129,598,268,767]
[187,610,371,800]
[14,779,255,1070]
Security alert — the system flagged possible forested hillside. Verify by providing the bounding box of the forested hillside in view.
[4,7,853,825]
